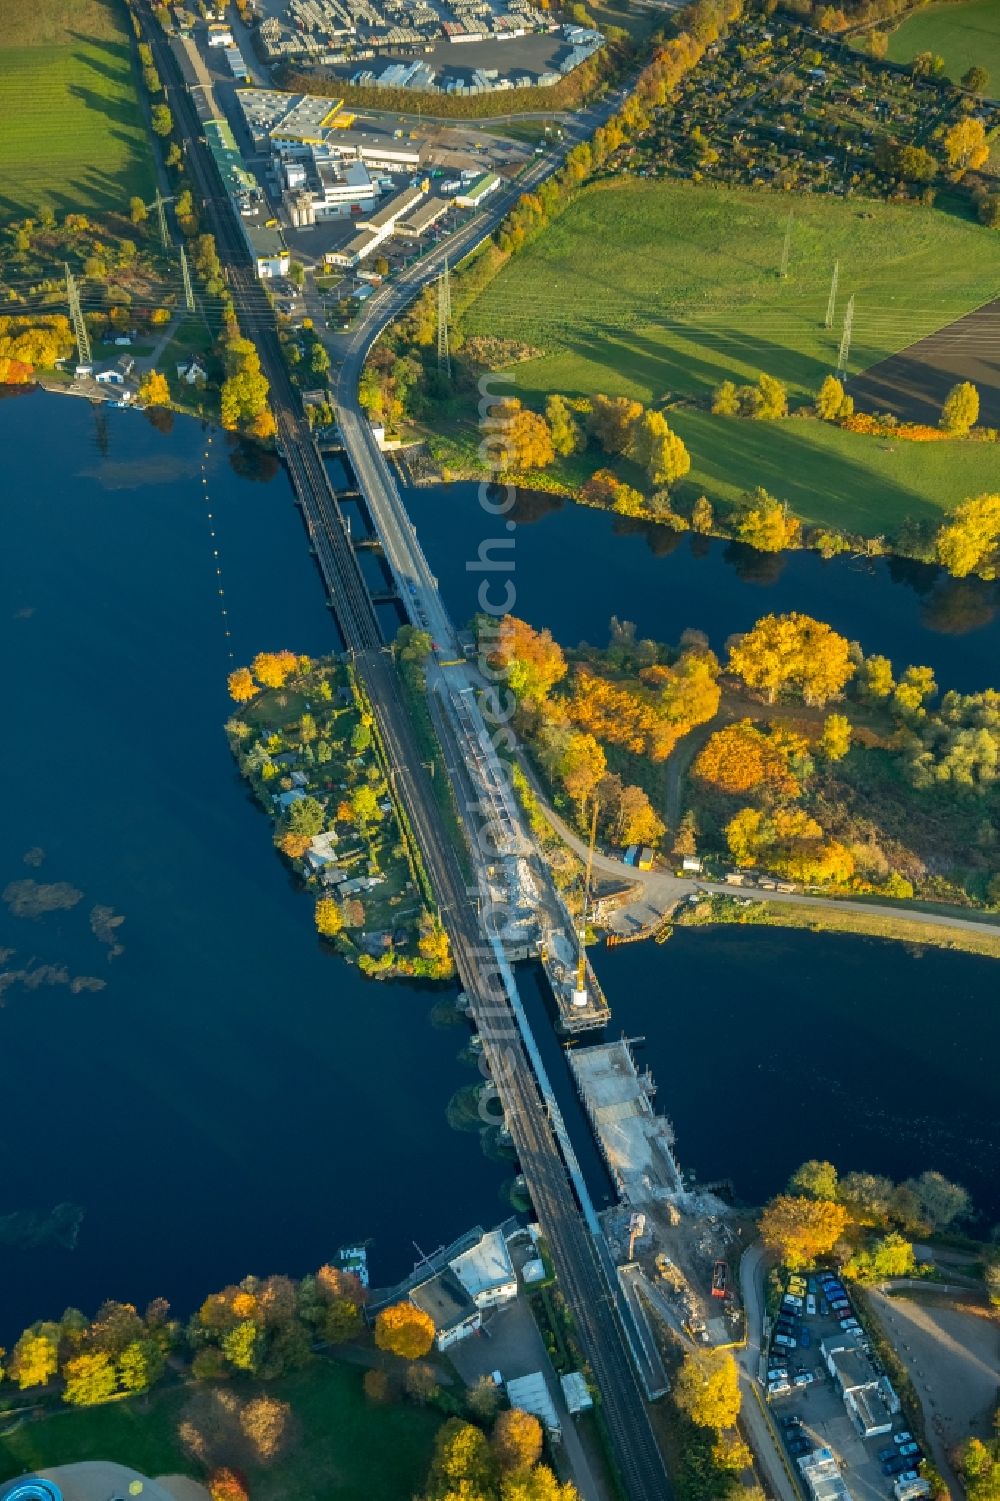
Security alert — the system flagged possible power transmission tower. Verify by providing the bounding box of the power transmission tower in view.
[154,188,169,250]
[65,263,91,368]
[436,258,451,379]
[836,294,855,377]
[779,210,793,279]
[180,244,195,313]
[824,259,839,330]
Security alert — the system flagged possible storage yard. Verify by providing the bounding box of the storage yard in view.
[255,0,604,95]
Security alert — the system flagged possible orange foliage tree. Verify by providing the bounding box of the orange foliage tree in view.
[487,616,567,709]
[374,1301,435,1360]
[692,720,799,797]
[252,650,299,689]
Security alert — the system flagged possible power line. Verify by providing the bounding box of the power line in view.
[824,259,839,330]
[779,210,793,280]
[64,263,91,368]
[837,293,855,377]
[437,257,451,379]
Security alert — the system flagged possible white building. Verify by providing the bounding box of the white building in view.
[560,1372,593,1415]
[449,1227,517,1309]
[798,1448,852,1501]
[325,183,427,266]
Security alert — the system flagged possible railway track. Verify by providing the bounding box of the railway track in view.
[139,14,671,1495]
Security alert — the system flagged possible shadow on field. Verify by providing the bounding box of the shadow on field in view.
[850,298,1000,425]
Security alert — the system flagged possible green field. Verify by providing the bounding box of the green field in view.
[0,0,154,220]
[886,0,1000,94]
[461,179,1000,405]
[0,1362,441,1501]
[667,409,999,532]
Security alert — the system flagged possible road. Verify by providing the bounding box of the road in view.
[738,1246,803,1501]
[140,13,670,1499]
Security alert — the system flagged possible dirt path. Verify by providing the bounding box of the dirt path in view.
[849,296,1000,427]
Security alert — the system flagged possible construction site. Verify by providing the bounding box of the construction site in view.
[569,1037,745,1354]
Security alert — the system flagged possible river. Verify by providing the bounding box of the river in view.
[2,395,997,1332]
[0,391,508,1330]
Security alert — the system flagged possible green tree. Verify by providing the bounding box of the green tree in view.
[351,720,372,754]
[117,1339,165,1393]
[286,795,325,837]
[673,1349,741,1431]
[311,343,330,377]
[845,1232,916,1282]
[839,1172,894,1226]
[545,394,583,456]
[788,1159,839,1200]
[961,65,990,94]
[907,1169,970,1229]
[940,381,980,436]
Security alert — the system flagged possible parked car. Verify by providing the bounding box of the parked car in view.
[783,1294,804,1308]
[793,1372,815,1387]
[788,1278,807,1294]
[774,1334,797,1348]
[883,1457,912,1477]
[839,1318,861,1331]
[899,1443,921,1459]
[798,1329,812,1348]
[898,1474,920,1486]
[806,1294,816,1315]
[893,1433,914,1446]
[780,1415,803,1429]
[878,1448,898,1464]
[788,1438,811,1457]
[768,1380,792,1396]
[768,1368,789,1382]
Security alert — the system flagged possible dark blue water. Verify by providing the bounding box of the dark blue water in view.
[403,483,1000,691]
[0,391,507,1331]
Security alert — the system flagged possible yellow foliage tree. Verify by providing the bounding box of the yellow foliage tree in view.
[488,616,567,708]
[9,1327,60,1390]
[497,399,555,471]
[250,407,278,442]
[227,667,256,704]
[418,915,452,977]
[759,1194,849,1269]
[252,650,298,689]
[139,369,170,407]
[315,895,344,938]
[935,493,1000,579]
[673,1348,741,1431]
[820,713,852,761]
[493,1407,544,1473]
[734,488,801,553]
[942,117,989,176]
[62,1351,118,1406]
[940,381,979,436]
[728,613,854,705]
[374,1301,435,1360]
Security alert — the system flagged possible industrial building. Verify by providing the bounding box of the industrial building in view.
[395,194,449,236]
[282,149,379,224]
[821,1334,900,1439]
[325,182,428,265]
[798,1448,853,1501]
[454,170,501,207]
[204,119,291,277]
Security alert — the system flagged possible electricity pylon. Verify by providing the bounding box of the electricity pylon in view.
[437,258,451,379]
[779,210,793,279]
[836,294,855,377]
[65,263,91,368]
[180,244,195,313]
[824,259,839,330]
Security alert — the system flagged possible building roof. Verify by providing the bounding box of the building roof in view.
[409,1268,477,1332]
[459,171,500,201]
[560,1371,593,1413]
[368,184,426,229]
[831,1346,876,1392]
[505,1372,560,1433]
[449,1228,515,1299]
[402,195,448,233]
[798,1448,852,1501]
[848,1382,893,1432]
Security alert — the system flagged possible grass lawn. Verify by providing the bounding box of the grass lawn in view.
[886,0,1000,94]
[0,0,154,221]
[667,409,1000,531]
[461,179,1000,405]
[0,1362,442,1501]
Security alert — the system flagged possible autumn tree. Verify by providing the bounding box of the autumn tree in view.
[240,1394,292,1460]
[728,613,854,705]
[468,1373,502,1421]
[893,664,937,717]
[616,784,665,846]
[629,410,690,487]
[252,650,298,689]
[417,914,452,978]
[118,1339,165,1394]
[151,103,173,137]
[942,117,989,176]
[404,1361,440,1404]
[493,1407,544,1473]
[691,495,714,533]
[733,488,801,553]
[315,895,343,938]
[820,713,852,761]
[129,196,148,225]
[498,399,555,471]
[844,1232,916,1282]
[587,393,643,454]
[940,381,979,436]
[962,65,990,94]
[227,667,256,704]
[221,338,271,433]
[759,1194,848,1268]
[374,1301,435,1360]
[9,1324,60,1390]
[788,1159,839,1200]
[815,374,847,421]
[858,654,894,700]
[672,1349,741,1431]
[209,1470,249,1501]
[139,370,170,407]
[935,493,1000,579]
[556,731,607,815]
[693,720,799,796]
[63,1351,117,1406]
[427,1418,497,1499]
[487,615,567,708]
[839,1171,894,1225]
[545,394,583,456]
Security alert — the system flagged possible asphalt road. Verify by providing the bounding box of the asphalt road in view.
[141,16,670,1499]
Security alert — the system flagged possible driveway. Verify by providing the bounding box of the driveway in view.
[737,1245,802,1501]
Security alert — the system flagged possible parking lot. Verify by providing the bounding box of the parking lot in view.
[767,1272,927,1501]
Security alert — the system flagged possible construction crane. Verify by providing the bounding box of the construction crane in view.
[572,802,599,1009]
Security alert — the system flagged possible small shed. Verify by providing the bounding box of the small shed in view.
[560,1371,593,1415]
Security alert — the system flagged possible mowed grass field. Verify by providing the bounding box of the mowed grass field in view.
[886,0,1000,94]
[0,0,154,220]
[462,180,1000,406]
[0,1361,442,1501]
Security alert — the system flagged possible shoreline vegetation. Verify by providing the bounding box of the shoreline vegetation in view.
[225,650,453,981]
[480,610,1000,933]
